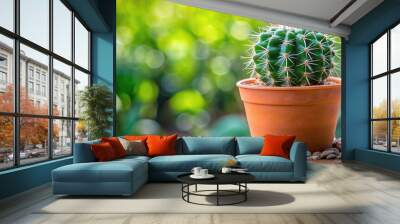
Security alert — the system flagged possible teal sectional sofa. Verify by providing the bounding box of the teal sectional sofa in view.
[52,137,307,196]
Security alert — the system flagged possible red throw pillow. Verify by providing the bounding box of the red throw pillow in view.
[91,142,117,161]
[147,134,178,157]
[260,134,296,159]
[101,137,126,158]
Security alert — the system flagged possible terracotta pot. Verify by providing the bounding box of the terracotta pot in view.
[237,77,341,152]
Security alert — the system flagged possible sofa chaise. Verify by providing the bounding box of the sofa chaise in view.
[52,137,307,196]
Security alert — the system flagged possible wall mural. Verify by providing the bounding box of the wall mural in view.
[116,0,342,150]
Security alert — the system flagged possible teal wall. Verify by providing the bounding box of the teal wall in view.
[0,158,72,199]
[0,0,115,200]
[92,32,115,135]
[343,0,400,171]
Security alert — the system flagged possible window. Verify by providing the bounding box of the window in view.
[19,117,49,165]
[0,54,8,89]
[0,71,6,84]
[28,81,34,94]
[0,34,13,113]
[53,119,72,158]
[28,67,34,80]
[42,85,46,97]
[0,55,7,67]
[53,0,72,60]
[74,18,90,70]
[0,0,14,32]
[74,69,89,118]
[0,0,91,170]
[20,0,49,48]
[53,59,72,117]
[0,116,14,170]
[35,70,40,81]
[370,23,400,153]
[0,71,6,80]
[35,84,40,95]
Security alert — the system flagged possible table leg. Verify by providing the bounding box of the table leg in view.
[181,184,183,199]
[195,184,198,192]
[187,184,190,202]
[217,184,219,206]
[245,183,247,201]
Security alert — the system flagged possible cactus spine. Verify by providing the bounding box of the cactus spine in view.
[248,27,337,86]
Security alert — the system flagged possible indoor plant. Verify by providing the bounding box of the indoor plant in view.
[237,27,341,152]
[79,84,113,140]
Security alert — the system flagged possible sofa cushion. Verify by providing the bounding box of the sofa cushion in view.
[149,154,235,172]
[124,135,148,141]
[53,159,147,183]
[118,138,147,156]
[147,134,178,157]
[236,137,263,155]
[91,142,118,161]
[179,137,235,155]
[73,139,100,163]
[101,137,127,158]
[236,155,293,172]
[259,134,296,159]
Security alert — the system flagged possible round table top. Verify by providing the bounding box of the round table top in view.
[177,172,255,185]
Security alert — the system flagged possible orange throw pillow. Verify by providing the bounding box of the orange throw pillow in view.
[124,135,148,141]
[260,134,296,159]
[101,137,126,158]
[91,142,117,162]
[147,134,178,157]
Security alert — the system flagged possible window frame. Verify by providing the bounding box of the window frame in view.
[370,21,400,154]
[0,0,92,171]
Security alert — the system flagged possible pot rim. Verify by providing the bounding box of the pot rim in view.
[236,77,341,91]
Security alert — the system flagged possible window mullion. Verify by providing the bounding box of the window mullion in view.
[48,0,54,160]
[13,0,20,167]
[71,10,76,155]
[388,30,391,153]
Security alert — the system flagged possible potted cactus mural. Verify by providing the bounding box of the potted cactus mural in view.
[237,27,341,152]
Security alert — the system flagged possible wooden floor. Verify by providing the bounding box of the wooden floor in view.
[1,160,400,224]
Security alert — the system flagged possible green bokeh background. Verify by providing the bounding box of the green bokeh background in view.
[116,0,341,137]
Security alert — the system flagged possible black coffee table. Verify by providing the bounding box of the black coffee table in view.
[177,173,255,206]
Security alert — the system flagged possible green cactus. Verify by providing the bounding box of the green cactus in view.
[247,27,338,86]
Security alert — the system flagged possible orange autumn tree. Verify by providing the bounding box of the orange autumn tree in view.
[0,85,14,149]
[373,99,400,143]
[0,84,59,150]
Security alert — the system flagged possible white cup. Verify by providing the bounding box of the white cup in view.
[191,167,202,176]
[221,167,232,174]
[200,169,208,176]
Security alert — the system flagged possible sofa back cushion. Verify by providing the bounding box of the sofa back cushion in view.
[259,134,296,159]
[147,134,178,157]
[73,139,100,163]
[179,137,235,155]
[101,137,127,158]
[91,142,119,161]
[236,137,264,155]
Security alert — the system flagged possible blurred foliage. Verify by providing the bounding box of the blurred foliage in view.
[116,0,341,137]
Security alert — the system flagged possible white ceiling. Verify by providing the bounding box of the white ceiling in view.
[229,0,352,23]
[169,0,384,37]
